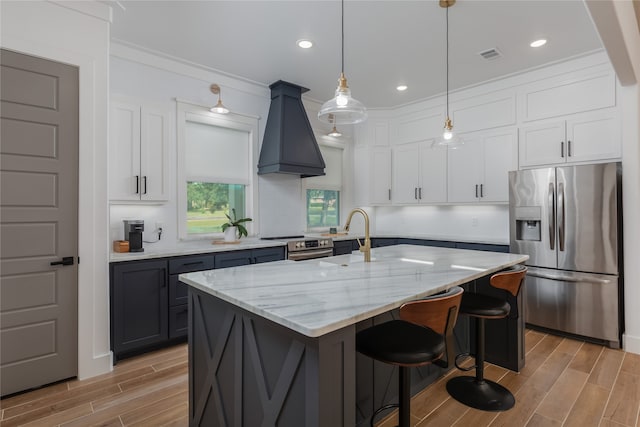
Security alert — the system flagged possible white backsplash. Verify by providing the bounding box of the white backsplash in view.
[374,205,509,243]
[258,174,305,237]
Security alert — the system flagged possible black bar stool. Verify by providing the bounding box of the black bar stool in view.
[446,264,527,411]
[356,286,464,427]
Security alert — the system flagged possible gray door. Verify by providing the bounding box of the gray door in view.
[556,163,619,275]
[0,49,79,396]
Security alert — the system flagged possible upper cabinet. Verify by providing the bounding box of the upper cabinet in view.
[519,109,620,168]
[109,98,170,202]
[518,62,620,168]
[353,146,392,206]
[392,141,447,204]
[448,128,517,203]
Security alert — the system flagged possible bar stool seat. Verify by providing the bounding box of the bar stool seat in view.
[446,264,527,412]
[459,293,510,319]
[356,286,463,427]
[357,320,446,366]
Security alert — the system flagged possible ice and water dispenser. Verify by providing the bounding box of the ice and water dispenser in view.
[514,206,541,241]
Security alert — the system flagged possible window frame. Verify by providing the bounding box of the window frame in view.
[176,100,259,240]
[302,136,347,233]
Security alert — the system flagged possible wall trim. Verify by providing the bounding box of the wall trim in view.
[111,41,270,99]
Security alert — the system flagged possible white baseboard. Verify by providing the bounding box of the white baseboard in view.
[78,351,113,380]
[622,333,640,355]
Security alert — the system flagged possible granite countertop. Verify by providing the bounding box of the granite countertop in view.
[109,237,286,262]
[109,233,509,262]
[179,245,528,338]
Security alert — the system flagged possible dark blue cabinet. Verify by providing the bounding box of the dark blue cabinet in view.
[111,246,285,361]
[333,240,357,255]
[215,247,285,268]
[110,259,169,360]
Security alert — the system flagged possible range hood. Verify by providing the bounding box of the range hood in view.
[258,80,325,177]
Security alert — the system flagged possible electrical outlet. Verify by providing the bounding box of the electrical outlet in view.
[155,221,164,231]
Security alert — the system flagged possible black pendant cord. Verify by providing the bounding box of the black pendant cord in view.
[341,0,345,74]
[446,5,449,119]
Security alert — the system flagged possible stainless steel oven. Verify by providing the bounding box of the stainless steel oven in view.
[286,238,334,261]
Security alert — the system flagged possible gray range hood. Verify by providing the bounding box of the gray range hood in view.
[258,80,325,177]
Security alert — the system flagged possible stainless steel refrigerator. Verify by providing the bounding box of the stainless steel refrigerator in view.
[509,162,622,348]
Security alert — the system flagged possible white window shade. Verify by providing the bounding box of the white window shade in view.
[306,145,343,189]
[185,121,250,184]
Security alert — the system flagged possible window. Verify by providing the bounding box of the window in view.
[304,143,344,230]
[177,102,258,239]
[307,189,339,228]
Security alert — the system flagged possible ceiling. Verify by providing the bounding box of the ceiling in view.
[109,1,604,109]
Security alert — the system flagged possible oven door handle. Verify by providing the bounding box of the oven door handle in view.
[288,248,334,261]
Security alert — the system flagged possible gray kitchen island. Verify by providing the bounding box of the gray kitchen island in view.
[180,245,528,427]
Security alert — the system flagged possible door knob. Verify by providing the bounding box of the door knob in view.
[50,257,74,266]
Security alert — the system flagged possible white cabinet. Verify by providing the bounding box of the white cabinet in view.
[448,128,517,203]
[109,98,170,202]
[392,141,447,204]
[353,147,392,205]
[519,110,620,168]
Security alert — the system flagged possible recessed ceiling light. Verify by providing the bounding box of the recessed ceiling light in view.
[396,85,408,92]
[530,39,547,48]
[297,39,313,49]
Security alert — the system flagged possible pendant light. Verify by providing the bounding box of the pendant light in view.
[209,84,229,114]
[318,0,367,125]
[327,114,343,137]
[438,0,463,148]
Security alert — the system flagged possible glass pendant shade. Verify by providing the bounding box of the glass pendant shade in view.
[318,73,367,125]
[438,117,464,149]
[328,125,342,137]
[210,99,229,114]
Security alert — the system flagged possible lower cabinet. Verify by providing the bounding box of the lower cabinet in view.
[215,247,285,268]
[110,246,285,361]
[333,240,357,255]
[110,259,169,360]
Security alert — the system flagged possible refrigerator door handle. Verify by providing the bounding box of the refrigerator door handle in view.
[527,270,612,284]
[548,182,555,250]
[558,182,565,252]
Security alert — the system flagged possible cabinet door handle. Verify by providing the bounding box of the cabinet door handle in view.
[418,187,422,199]
[567,140,572,157]
[475,184,478,198]
[143,176,148,195]
[414,187,418,200]
[135,175,140,194]
[388,189,391,201]
[480,184,484,198]
[561,141,564,158]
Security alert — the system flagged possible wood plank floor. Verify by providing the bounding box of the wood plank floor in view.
[1,329,639,426]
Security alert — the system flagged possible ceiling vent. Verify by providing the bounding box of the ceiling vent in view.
[478,48,503,61]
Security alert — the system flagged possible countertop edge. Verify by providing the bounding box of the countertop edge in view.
[180,250,528,338]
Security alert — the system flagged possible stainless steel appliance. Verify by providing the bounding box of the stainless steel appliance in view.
[509,162,622,348]
[261,236,334,261]
[286,238,334,261]
[123,219,144,252]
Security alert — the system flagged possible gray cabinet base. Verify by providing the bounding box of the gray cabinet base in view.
[189,288,355,427]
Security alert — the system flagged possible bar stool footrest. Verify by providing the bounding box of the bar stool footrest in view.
[446,376,515,412]
[370,403,399,427]
[454,352,476,371]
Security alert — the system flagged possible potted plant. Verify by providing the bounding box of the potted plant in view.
[221,208,252,241]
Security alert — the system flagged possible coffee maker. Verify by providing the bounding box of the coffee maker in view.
[123,220,144,252]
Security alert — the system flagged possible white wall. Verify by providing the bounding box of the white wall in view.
[108,47,352,244]
[1,0,112,379]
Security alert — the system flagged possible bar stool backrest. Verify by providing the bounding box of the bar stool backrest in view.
[399,286,464,336]
[490,264,527,297]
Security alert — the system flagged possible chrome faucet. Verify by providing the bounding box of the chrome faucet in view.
[344,208,371,262]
